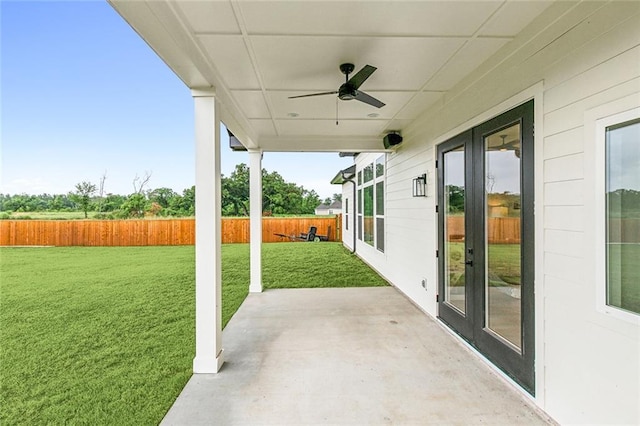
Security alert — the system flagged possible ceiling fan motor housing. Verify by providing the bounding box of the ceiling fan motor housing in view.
[338,83,356,100]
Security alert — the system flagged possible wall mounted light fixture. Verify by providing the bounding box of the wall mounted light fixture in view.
[412,173,427,197]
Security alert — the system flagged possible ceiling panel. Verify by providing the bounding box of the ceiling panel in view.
[384,119,414,134]
[395,92,445,120]
[175,1,240,34]
[238,1,502,37]
[276,119,387,137]
[269,91,414,120]
[424,38,510,91]
[231,90,270,119]
[251,36,466,91]
[248,119,277,137]
[110,0,556,151]
[198,35,260,89]
[479,1,554,37]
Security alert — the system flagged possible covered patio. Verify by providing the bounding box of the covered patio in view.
[162,287,552,425]
[108,1,640,423]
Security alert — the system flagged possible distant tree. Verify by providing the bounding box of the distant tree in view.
[119,193,147,218]
[446,185,465,213]
[148,187,178,209]
[96,170,108,212]
[70,181,97,218]
[300,189,321,214]
[102,194,127,212]
[222,164,250,216]
[332,193,342,202]
[168,186,195,216]
[0,163,332,218]
[132,171,152,194]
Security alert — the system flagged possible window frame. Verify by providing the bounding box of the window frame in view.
[345,198,349,231]
[355,155,386,252]
[594,107,640,324]
[374,156,385,252]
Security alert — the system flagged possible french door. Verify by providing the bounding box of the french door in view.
[437,101,535,394]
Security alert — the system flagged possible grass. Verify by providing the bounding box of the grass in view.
[608,243,640,314]
[445,242,522,287]
[3,211,95,220]
[0,243,387,425]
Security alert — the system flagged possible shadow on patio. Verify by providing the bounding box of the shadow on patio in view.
[162,287,553,425]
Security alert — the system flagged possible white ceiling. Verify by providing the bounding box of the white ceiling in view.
[108,0,552,152]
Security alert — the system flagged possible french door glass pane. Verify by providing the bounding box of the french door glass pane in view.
[444,146,466,314]
[484,124,522,350]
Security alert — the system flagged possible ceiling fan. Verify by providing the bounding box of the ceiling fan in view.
[288,63,385,108]
[497,134,521,157]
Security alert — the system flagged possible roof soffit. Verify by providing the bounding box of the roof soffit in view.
[109,0,555,152]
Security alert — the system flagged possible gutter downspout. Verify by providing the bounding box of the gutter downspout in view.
[341,171,357,254]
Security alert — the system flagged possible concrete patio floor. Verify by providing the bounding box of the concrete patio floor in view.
[162,287,554,425]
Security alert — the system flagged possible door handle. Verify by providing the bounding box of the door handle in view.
[465,260,473,266]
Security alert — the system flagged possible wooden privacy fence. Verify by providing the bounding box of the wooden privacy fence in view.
[446,216,521,244]
[0,216,341,247]
[446,217,640,244]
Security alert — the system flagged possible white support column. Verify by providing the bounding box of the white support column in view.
[249,150,263,293]
[192,89,223,373]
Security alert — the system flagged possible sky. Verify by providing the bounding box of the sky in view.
[0,1,353,199]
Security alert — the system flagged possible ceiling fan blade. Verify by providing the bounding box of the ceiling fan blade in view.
[347,65,377,90]
[288,91,337,99]
[354,90,385,108]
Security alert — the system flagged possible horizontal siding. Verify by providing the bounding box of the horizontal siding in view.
[544,206,585,232]
[544,252,586,285]
[544,180,584,206]
[542,127,583,159]
[544,77,640,136]
[545,47,640,114]
[544,229,585,258]
[543,153,584,182]
[342,3,639,423]
[536,2,640,90]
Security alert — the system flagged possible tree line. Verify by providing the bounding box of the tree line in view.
[0,164,340,219]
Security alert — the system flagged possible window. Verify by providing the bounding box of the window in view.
[345,198,349,231]
[356,155,385,252]
[364,186,374,245]
[606,118,640,315]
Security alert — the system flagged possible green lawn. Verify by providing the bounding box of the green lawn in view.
[608,243,640,314]
[445,242,522,287]
[0,243,387,425]
[3,211,95,220]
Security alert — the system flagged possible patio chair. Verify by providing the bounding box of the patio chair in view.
[300,226,317,241]
[273,226,326,242]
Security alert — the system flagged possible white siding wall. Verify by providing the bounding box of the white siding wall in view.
[346,2,640,424]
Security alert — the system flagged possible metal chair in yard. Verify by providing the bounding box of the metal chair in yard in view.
[274,225,330,242]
